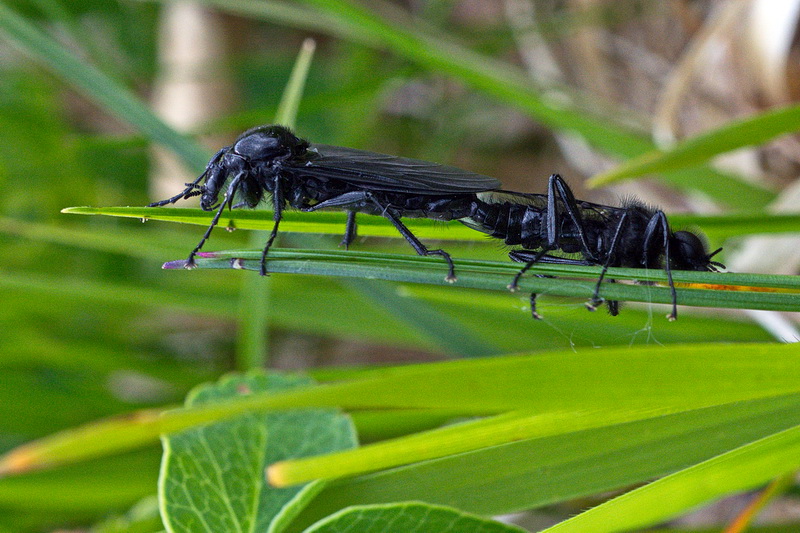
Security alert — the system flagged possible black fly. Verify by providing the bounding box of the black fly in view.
[460,174,725,320]
[149,125,500,281]
[150,125,722,320]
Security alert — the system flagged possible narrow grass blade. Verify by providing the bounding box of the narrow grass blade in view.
[668,212,800,238]
[3,343,800,475]
[274,38,316,127]
[293,394,800,527]
[179,249,800,314]
[62,206,483,241]
[341,279,498,358]
[0,3,209,170]
[589,103,800,187]
[542,424,800,533]
[267,408,666,487]
[236,38,316,371]
[288,0,773,208]
[63,206,800,241]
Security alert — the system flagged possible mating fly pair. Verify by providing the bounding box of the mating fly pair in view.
[150,125,723,320]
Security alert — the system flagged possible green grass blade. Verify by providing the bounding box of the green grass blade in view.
[130,0,778,207]
[169,249,800,314]
[542,424,800,533]
[589,103,800,187]
[4,343,800,475]
[236,38,316,371]
[0,271,236,318]
[63,206,800,240]
[267,409,663,486]
[62,206,484,240]
[0,263,439,351]
[160,0,381,47]
[275,0,771,208]
[1,216,187,260]
[0,3,209,170]
[61,206,800,314]
[669,212,800,238]
[294,393,800,527]
[274,38,316,127]
[340,279,496,358]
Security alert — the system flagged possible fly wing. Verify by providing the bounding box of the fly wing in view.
[289,144,501,194]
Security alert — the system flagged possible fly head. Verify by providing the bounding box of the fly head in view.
[670,230,724,272]
[198,125,310,211]
[199,159,228,211]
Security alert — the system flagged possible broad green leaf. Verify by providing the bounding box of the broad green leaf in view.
[4,343,800,475]
[542,424,800,532]
[303,502,526,533]
[291,394,800,529]
[159,373,357,533]
[589,103,800,187]
[0,3,209,171]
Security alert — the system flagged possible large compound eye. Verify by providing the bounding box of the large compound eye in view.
[672,230,708,270]
[233,132,281,160]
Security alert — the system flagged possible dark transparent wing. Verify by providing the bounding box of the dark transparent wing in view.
[288,144,501,194]
[473,191,626,225]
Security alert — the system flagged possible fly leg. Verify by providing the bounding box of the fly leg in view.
[260,175,285,276]
[367,196,456,282]
[378,207,456,282]
[606,280,619,316]
[148,148,226,207]
[586,211,628,312]
[642,211,678,320]
[185,172,243,269]
[547,174,598,262]
[529,293,541,320]
[508,248,551,292]
[341,211,358,249]
[148,186,203,207]
[550,174,627,314]
[300,192,362,249]
[509,252,598,318]
[304,192,457,282]
[508,174,597,292]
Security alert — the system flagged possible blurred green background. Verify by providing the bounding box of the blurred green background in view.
[1,0,798,530]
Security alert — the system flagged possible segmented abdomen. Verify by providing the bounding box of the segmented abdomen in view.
[461,191,549,249]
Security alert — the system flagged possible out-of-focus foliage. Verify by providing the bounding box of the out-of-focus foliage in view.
[1,1,800,531]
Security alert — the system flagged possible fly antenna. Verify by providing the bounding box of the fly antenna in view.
[707,247,725,271]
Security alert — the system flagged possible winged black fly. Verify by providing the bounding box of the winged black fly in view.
[148,124,500,281]
[460,174,725,320]
[150,125,722,320]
